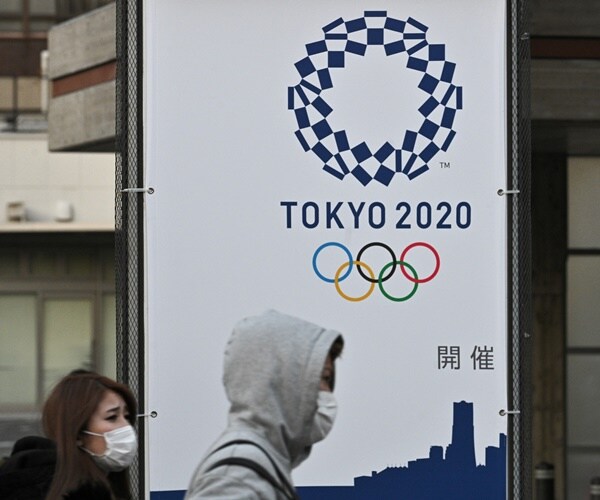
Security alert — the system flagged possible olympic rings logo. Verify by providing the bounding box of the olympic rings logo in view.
[312,241,440,302]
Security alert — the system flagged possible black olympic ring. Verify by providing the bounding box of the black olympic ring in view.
[356,242,397,284]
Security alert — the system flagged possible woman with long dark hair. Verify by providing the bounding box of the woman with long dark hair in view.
[42,370,138,499]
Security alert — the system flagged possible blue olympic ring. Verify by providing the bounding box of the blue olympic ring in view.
[312,242,353,283]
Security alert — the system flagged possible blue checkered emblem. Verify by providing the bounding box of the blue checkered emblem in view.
[288,11,463,186]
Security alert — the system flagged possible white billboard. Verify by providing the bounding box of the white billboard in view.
[144,1,508,498]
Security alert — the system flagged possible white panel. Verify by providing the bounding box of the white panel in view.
[568,157,600,248]
[0,295,37,406]
[567,255,600,347]
[42,298,93,396]
[0,134,114,224]
[145,0,509,495]
[99,293,117,379]
[29,0,55,16]
[567,451,600,500]
[567,354,600,445]
[0,1,21,14]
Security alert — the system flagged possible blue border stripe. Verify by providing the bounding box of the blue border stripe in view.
[150,491,185,500]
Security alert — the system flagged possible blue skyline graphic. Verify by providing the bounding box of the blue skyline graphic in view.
[298,401,507,500]
[150,401,505,500]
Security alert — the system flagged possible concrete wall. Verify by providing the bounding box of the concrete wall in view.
[47,3,116,151]
[0,134,114,225]
[47,3,115,81]
[48,80,115,151]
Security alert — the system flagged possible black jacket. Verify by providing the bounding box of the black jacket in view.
[0,436,55,499]
[0,436,112,500]
[62,482,112,500]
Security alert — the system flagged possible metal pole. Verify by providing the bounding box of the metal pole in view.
[534,462,554,500]
[590,476,600,500]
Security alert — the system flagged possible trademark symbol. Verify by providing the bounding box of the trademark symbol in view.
[440,161,451,168]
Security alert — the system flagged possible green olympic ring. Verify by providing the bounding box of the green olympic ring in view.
[378,260,419,302]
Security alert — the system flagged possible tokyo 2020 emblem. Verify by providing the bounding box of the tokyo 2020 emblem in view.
[288,11,463,186]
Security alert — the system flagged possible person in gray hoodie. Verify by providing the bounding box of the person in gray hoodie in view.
[185,310,344,500]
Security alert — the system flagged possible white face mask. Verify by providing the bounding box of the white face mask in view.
[309,391,337,444]
[81,424,138,472]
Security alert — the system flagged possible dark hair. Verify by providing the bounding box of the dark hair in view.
[328,335,344,390]
[42,371,137,500]
[329,336,344,361]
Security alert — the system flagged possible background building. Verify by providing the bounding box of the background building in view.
[0,0,116,458]
[530,1,600,498]
[1,1,599,499]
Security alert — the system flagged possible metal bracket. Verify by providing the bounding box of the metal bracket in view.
[497,188,520,196]
[137,411,158,419]
[499,409,521,416]
[121,187,155,194]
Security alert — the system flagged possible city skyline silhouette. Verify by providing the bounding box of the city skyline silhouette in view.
[298,400,507,499]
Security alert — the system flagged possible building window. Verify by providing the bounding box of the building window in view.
[566,158,600,500]
[0,237,116,457]
[0,294,37,407]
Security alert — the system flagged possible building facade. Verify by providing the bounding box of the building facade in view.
[0,0,116,458]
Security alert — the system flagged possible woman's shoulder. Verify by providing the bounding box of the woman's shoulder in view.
[0,436,56,500]
[63,481,113,500]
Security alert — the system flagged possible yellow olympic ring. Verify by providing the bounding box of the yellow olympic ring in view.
[334,260,376,302]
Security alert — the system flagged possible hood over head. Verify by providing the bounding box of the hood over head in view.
[222,310,343,468]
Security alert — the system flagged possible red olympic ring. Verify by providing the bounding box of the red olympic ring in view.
[399,242,440,284]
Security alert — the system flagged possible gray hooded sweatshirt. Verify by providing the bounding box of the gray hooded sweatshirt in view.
[185,310,343,499]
